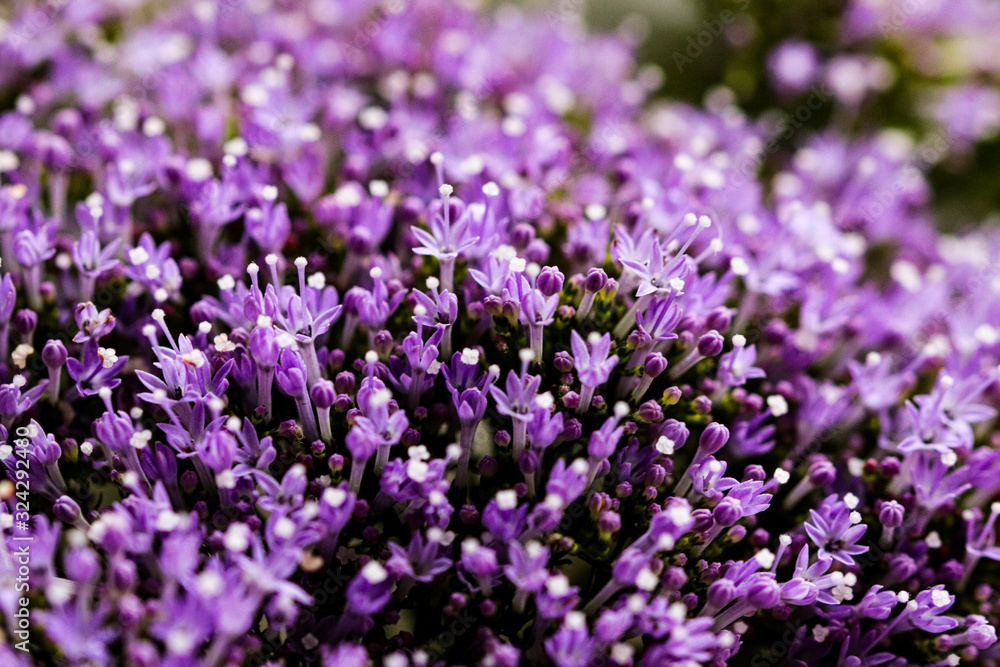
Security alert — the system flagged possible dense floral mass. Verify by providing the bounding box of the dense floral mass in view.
[0,0,999,666]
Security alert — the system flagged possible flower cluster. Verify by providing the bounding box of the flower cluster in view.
[0,1,998,667]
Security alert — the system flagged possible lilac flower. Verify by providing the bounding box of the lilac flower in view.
[805,494,870,565]
[571,331,619,414]
[411,183,479,291]
[716,334,766,388]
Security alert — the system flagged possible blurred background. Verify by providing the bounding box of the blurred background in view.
[514,0,1000,233]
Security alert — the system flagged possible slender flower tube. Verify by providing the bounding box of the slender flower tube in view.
[310,379,337,442]
[675,423,731,496]
[669,330,725,379]
[631,352,668,402]
[576,268,608,322]
[42,339,67,404]
[572,331,619,415]
[249,318,280,423]
[275,349,320,443]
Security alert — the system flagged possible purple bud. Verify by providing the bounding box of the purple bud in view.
[664,566,688,590]
[334,371,356,395]
[808,459,837,487]
[615,482,632,498]
[746,577,782,609]
[742,465,766,482]
[112,559,136,590]
[644,352,668,378]
[940,560,964,582]
[180,470,199,493]
[698,423,730,456]
[598,511,622,535]
[510,222,535,248]
[525,239,550,264]
[327,348,346,370]
[553,351,574,373]
[562,391,580,410]
[879,500,905,528]
[880,457,902,477]
[707,578,737,608]
[645,464,666,487]
[65,547,100,583]
[693,395,712,414]
[638,400,663,423]
[401,428,421,448]
[190,300,216,325]
[519,449,539,475]
[479,456,499,478]
[310,379,337,409]
[42,339,68,368]
[494,430,511,448]
[483,295,503,317]
[561,418,582,442]
[374,330,395,356]
[53,108,83,138]
[536,267,564,297]
[697,330,725,357]
[705,308,733,332]
[584,268,608,293]
[589,492,609,516]
[14,309,36,339]
[334,394,353,412]
[888,553,918,582]
[53,495,83,525]
[712,498,742,527]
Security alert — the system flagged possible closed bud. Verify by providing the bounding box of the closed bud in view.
[553,350,574,373]
[584,267,608,293]
[483,295,503,317]
[42,339,68,368]
[698,422,730,456]
[644,352,668,377]
[697,330,725,357]
[310,379,337,409]
[334,371,356,394]
[879,500,905,528]
[536,267,565,297]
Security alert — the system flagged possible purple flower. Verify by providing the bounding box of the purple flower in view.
[571,330,619,414]
[804,494,870,565]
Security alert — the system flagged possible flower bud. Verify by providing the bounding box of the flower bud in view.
[42,339,68,369]
[553,351,574,373]
[478,456,499,478]
[698,422,730,457]
[536,267,564,297]
[310,379,337,409]
[808,459,836,487]
[705,307,733,332]
[697,330,725,357]
[644,352,668,378]
[879,500,905,528]
[483,295,503,317]
[53,495,83,525]
[712,498,742,527]
[14,309,36,339]
[583,267,608,293]
[707,578,737,608]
